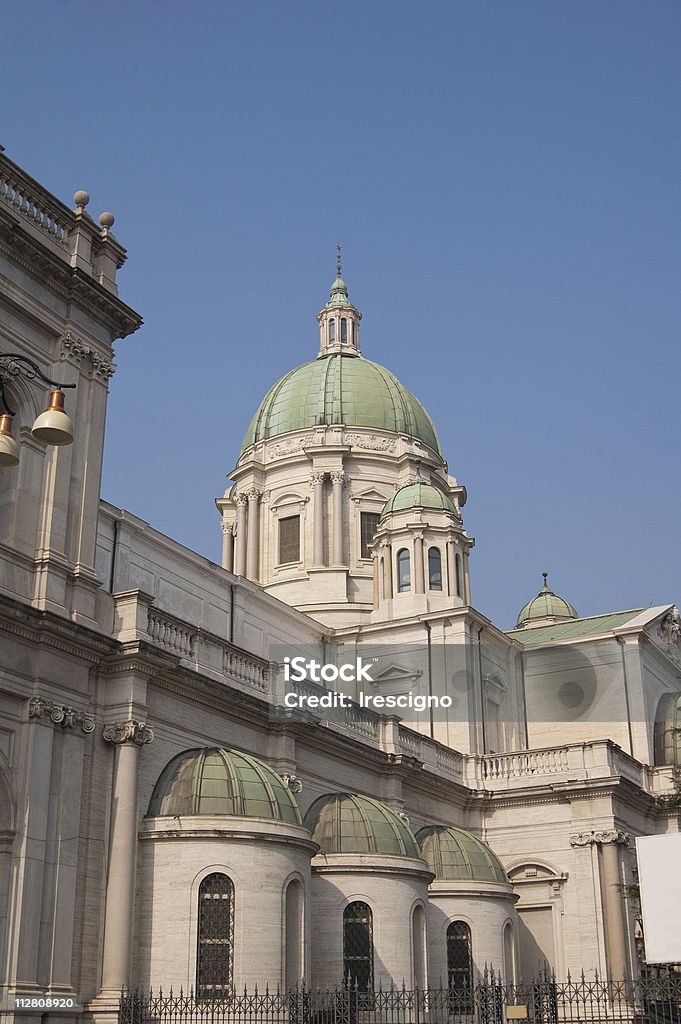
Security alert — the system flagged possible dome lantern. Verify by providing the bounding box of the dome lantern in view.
[317,245,362,358]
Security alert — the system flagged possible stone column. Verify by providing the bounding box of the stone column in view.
[383,544,393,599]
[246,489,261,580]
[234,494,248,576]
[100,720,154,995]
[221,520,234,573]
[570,830,630,980]
[447,541,457,598]
[464,553,472,604]
[311,473,325,566]
[414,533,425,594]
[331,471,344,565]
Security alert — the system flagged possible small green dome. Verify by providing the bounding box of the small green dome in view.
[147,746,302,825]
[328,274,352,306]
[304,792,421,858]
[516,573,578,629]
[416,825,509,884]
[381,481,456,519]
[242,355,441,454]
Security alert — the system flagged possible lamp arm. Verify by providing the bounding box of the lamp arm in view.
[0,353,77,417]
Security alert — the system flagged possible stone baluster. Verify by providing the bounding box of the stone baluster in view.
[234,494,248,576]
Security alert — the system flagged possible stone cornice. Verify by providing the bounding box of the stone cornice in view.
[0,591,115,662]
[0,210,142,340]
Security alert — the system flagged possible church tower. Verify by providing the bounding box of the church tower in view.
[216,259,473,628]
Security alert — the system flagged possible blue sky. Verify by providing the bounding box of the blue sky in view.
[3,1,680,629]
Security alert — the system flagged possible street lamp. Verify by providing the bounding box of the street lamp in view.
[0,354,76,468]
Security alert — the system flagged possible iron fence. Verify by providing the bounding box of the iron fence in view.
[120,975,681,1024]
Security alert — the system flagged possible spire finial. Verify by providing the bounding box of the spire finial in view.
[543,571,548,584]
[337,242,342,278]
[540,571,552,594]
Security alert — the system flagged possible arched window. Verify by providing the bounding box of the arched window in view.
[329,319,336,343]
[343,901,374,994]
[285,879,304,989]
[397,549,411,593]
[197,873,234,999]
[412,904,427,989]
[341,318,348,343]
[447,921,473,1010]
[455,554,463,598]
[503,922,515,986]
[655,693,681,766]
[428,547,442,590]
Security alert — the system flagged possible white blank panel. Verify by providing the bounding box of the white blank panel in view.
[636,834,681,964]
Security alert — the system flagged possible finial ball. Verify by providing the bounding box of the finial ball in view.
[73,190,90,209]
[99,211,115,229]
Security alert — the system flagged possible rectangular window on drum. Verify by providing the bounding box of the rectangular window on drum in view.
[360,512,380,559]
[279,515,300,564]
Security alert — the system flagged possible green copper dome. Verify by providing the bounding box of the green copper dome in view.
[304,792,421,858]
[147,746,302,824]
[381,481,456,519]
[416,825,509,884]
[241,355,441,455]
[516,573,579,629]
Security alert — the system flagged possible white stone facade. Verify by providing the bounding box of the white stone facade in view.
[0,147,680,1024]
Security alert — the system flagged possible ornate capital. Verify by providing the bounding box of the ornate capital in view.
[221,520,235,535]
[28,696,95,734]
[235,492,249,506]
[310,472,326,485]
[246,488,262,502]
[570,830,630,847]
[103,719,154,746]
[61,330,88,363]
[330,471,345,485]
[89,351,116,382]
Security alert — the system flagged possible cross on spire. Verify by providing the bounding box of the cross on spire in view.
[337,242,342,278]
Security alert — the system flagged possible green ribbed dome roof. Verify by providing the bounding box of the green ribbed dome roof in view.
[516,573,578,629]
[304,793,421,858]
[416,825,509,884]
[241,355,441,454]
[381,481,456,519]
[147,747,302,824]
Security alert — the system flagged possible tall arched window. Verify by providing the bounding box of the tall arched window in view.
[503,922,515,985]
[397,549,411,593]
[285,879,304,989]
[412,904,427,989]
[329,319,336,343]
[455,554,463,598]
[341,318,348,343]
[197,873,234,999]
[447,921,473,1010]
[343,901,374,994]
[428,547,442,590]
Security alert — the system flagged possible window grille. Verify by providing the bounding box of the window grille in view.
[341,318,348,343]
[428,547,442,590]
[360,512,380,559]
[447,920,473,1012]
[197,873,234,999]
[343,901,374,997]
[279,515,300,564]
